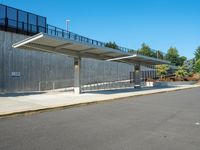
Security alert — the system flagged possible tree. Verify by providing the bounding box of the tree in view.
[105,42,119,50]
[128,49,137,54]
[137,43,155,57]
[175,66,188,78]
[193,59,200,73]
[179,56,187,66]
[184,58,195,73]
[166,47,180,66]
[156,50,164,59]
[156,65,169,78]
[194,46,200,61]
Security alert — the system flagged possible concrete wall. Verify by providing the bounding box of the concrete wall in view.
[154,81,197,87]
[81,58,132,84]
[0,30,134,92]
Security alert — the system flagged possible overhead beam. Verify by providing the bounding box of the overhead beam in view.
[25,43,112,60]
[79,48,97,53]
[55,43,73,50]
[99,52,114,56]
[25,43,155,65]
[12,32,169,65]
[107,55,137,61]
[24,44,57,54]
[12,33,44,48]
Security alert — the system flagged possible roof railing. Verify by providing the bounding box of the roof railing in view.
[0,18,167,61]
[46,24,167,60]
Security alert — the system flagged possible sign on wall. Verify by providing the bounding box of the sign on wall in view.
[11,72,21,77]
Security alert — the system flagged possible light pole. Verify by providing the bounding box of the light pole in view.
[66,19,70,32]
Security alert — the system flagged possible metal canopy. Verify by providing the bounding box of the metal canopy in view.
[13,32,169,65]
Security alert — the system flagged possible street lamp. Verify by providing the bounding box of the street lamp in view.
[66,19,70,32]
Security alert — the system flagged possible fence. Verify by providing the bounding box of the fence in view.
[38,79,74,91]
[0,4,168,61]
[0,4,46,35]
[46,24,167,60]
[0,18,46,35]
[38,70,157,92]
[0,19,167,60]
[81,75,134,92]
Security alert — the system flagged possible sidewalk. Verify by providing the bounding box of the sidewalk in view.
[0,85,200,117]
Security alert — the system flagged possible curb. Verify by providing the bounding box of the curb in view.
[0,85,199,119]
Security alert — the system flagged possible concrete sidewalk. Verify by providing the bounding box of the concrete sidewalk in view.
[0,85,200,117]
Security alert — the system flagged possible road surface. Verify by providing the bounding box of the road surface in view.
[0,88,200,150]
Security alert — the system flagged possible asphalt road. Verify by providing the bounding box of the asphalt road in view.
[0,88,200,150]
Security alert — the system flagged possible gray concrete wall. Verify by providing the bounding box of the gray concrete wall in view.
[81,58,132,84]
[0,31,134,92]
[154,81,197,87]
[0,31,74,92]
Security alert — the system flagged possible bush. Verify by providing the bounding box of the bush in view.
[193,59,200,73]
[175,66,188,78]
[105,42,119,50]
[193,73,200,81]
[156,65,169,78]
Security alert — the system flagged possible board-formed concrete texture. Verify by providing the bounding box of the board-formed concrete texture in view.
[12,32,169,94]
[0,31,136,92]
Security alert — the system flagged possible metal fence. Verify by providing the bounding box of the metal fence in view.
[0,4,46,34]
[81,75,134,92]
[38,79,74,91]
[46,24,167,60]
[0,18,46,35]
[37,70,157,92]
[0,19,167,60]
[0,4,168,61]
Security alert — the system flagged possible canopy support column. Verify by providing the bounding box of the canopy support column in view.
[74,57,81,94]
[134,64,141,88]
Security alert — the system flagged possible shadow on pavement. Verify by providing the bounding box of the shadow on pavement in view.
[0,92,46,97]
[0,86,177,97]
[83,86,176,95]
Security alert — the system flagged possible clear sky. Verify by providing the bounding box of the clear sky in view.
[1,0,200,59]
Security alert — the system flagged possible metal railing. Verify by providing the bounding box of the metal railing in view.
[81,79,135,92]
[38,79,74,91]
[46,24,167,60]
[38,78,135,92]
[0,18,167,60]
[0,18,46,35]
[37,70,157,92]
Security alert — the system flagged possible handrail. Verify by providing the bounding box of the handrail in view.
[0,18,167,60]
[45,24,167,60]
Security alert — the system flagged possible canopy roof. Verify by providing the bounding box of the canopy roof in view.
[13,33,169,65]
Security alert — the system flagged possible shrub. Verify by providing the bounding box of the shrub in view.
[156,65,169,78]
[193,59,200,73]
[105,42,119,50]
[175,66,188,78]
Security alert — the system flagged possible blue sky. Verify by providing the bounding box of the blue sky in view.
[1,0,200,59]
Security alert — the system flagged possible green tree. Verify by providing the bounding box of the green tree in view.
[194,46,200,61]
[179,56,187,66]
[105,42,119,49]
[128,49,137,54]
[156,50,164,59]
[166,47,180,66]
[175,66,188,78]
[156,65,169,78]
[193,59,200,73]
[137,43,155,57]
[184,59,195,73]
